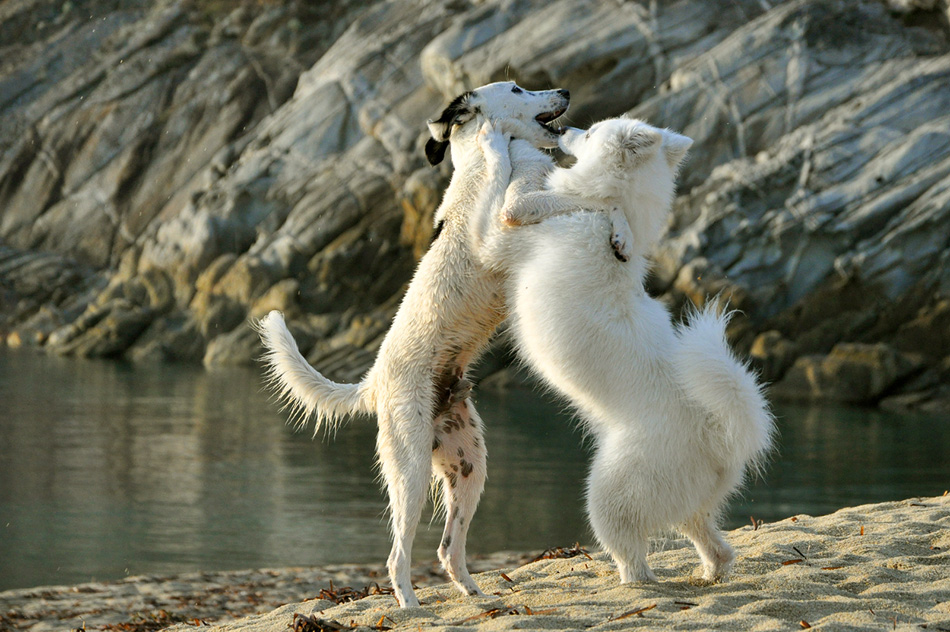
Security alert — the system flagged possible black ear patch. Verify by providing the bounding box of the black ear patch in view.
[425,137,450,166]
[428,91,474,140]
[431,219,445,242]
[424,91,475,166]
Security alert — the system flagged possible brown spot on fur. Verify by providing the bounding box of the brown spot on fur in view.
[448,472,458,488]
[432,436,441,451]
[442,413,465,434]
[460,459,474,478]
[433,365,465,416]
[457,447,465,458]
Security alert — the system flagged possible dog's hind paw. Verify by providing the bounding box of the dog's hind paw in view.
[618,563,657,584]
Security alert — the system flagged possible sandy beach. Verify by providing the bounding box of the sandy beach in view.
[3,496,948,631]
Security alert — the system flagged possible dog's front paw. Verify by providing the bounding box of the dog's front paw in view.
[500,208,522,227]
[477,122,506,150]
[478,122,511,153]
[476,121,493,149]
[609,207,633,262]
[611,231,631,262]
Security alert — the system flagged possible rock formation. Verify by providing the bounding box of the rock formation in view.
[1,0,948,412]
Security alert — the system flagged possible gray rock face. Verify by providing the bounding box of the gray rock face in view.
[1,0,948,410]
[773,342,921,404]
[644,0,950,408]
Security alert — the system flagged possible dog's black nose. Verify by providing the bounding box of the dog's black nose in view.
[558,89,570,100]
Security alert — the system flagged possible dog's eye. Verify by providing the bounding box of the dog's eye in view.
[511,86,523,94]
[585,131,591,139]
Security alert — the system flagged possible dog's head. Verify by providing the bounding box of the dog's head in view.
[425,82,570,165]
[554,118,692,198]
[552,118,692,250]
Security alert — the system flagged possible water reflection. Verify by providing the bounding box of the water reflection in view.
[740,403,949,520]
[0,349,946,591]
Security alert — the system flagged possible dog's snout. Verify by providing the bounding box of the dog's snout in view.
[557,89,570,101]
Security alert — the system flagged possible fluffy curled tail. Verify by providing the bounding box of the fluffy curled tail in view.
[673,303,775,475]
[254,310,370,435]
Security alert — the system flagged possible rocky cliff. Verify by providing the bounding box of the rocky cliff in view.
[1,0,948,412]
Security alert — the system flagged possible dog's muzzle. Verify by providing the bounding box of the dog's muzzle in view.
[535,90,570,135]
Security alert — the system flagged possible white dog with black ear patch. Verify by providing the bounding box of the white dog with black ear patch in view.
[475,118,775,584]
[255,82,568,607]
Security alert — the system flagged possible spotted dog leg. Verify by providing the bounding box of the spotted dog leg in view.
[431,395,487,597]
[433,369,473,418]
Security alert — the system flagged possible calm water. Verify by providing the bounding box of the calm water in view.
[0,348,947,591]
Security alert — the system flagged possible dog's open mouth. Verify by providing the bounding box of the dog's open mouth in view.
[536,108,568,135]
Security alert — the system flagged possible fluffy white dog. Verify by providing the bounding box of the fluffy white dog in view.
[475,118,775,584]
[255,82,568,607]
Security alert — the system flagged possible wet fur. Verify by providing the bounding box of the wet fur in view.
[256,82,568,607]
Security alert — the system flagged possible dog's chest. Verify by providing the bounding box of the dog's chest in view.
[431,237,506,333]
[392,229,505,349]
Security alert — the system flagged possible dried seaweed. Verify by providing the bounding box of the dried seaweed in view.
[609,604,657,621]
[290,613,348,632]
[315,580,394,605]
[101,610,187,632]
[529,543,592,563]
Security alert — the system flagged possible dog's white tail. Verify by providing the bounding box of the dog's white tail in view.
[255,310,370,435]
[673,303,775,475]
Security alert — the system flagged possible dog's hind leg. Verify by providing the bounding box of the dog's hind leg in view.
[432,398,487,597]
[586,452,657,583]
[377,406,433,608]
[680,511,735,582]
[589,510,655,583]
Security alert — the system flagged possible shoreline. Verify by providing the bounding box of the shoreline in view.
[3,496,948,631]
[0,552,535,631]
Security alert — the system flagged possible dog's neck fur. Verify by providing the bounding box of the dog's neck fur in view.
[435,129,487,229]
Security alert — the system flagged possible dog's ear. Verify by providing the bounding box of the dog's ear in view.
[424,92,476,166]
[425,137,450,166]
[662,131,693,169]
[612,126,662,169]
[427,119,452,143]
[426,91,475,141]
[619,127,661,156]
